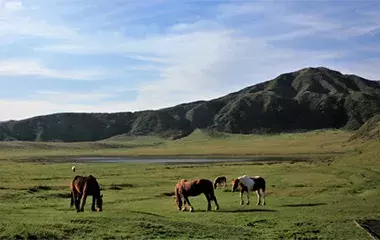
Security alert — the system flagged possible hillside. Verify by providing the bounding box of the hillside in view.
[349,114,380,141]
[1,66,380,142]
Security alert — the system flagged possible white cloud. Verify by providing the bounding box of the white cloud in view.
[32,91,112,103]
[0,99,134,121]
[0,0,23,12]
[0,1,78,39]
[0,59,108,80]
[328,59,380,80]
[0,1,379,121]
[217,2,266,18]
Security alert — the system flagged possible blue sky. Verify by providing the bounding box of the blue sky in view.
[0,0,379,120]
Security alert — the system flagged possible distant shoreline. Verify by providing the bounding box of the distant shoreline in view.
[15,152,340,164]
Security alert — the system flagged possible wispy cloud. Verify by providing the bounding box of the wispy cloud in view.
[0,60,108,80]
[0,0,379,120]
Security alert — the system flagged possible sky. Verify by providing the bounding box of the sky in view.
[0,0,379,121]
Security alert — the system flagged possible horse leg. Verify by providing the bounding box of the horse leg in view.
[70,191,75,208]
[246,190,250,205]
[239,191,244,205]
[262,189,266,206]
[181,196,188,211]
[91,196,96,211]
[256,190,261,206]
[184,196,193,212]
[205,194,211,211]
[80,194,87,212]
[210,193,219,210]
[74,194,81,212]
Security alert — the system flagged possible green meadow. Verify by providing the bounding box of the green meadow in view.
[0,129,379,239]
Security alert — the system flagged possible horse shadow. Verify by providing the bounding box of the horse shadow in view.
[195,208,278,213]
[280,203,326,207]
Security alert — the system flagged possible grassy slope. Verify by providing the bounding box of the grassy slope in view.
[0,129,379,239]
[0,129,353,160]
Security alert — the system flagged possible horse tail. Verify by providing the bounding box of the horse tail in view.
[70,178,75,207]
[261,177,266,195]
[174,185,182,210]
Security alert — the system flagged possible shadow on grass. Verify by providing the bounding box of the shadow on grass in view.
[129,210,166,218]
[281,203,326,207]
[194,208,277,213]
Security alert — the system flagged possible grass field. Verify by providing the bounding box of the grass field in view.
[0,129,379,239]
[0,129,353,161]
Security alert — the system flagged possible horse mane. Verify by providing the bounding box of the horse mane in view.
[88,175,96,180]
[238,175,249,180]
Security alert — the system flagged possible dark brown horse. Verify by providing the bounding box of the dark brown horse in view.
[213,176,227,189]
[70,175,103,212]
[232,175,266,206]
[174,179,219,212]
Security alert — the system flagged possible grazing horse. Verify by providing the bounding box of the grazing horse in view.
[70,175,103,212]
[232,175,266,206]
[213,176,227,189]
[174,179,219,212]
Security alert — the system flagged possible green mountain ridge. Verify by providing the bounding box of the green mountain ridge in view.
[1,66,380,142]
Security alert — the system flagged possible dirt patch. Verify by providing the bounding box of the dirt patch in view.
[108,183,134,190]
[354,219,380,240]
[281,203,326,207]
[246,219,276,227]
[292,184,307,188]
[30,177,64,181]
[70,219,95,224]
[27,185,53,193]
[49,193,72,198]
[157,191,175,197]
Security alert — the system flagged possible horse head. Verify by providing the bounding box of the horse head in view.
[231,179,240,192]
[96,194,103,212]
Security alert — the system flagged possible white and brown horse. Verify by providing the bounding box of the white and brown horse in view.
[232,175,266,206]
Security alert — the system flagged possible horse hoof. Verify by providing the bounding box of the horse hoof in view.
[215,207,219,211]
[189,207,194,212]
[240,202,244,206]
[181,208,186,212]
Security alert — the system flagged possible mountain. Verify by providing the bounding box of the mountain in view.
[348,114,380,141]
[1,67,380,142]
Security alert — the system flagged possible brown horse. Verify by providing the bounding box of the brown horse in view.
[213,176,227,189]
[174,179,219,212]
[70,175,103,212]
[232,175,266,206]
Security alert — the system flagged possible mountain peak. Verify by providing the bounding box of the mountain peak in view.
[1,67,380,141]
